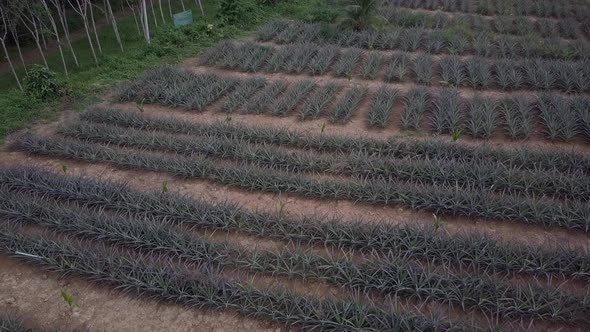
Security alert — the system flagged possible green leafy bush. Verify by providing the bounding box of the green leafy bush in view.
[23,65,66,101]
[144,22,236,57]
[217,0,261,25]
[258,0,280,5]
[304,7,339,23]
[144,26,190,57]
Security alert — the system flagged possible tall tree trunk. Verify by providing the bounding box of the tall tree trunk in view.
[68,0,98,65]
[142,0,150,43]
[0,39,22,90]
[89,1,103,54]
[149,0,158,28]
[62,1,71,35]
[180,0,186,11]
[35,37,49,68]
[132,10,141,35]
[103,0,109,22]
[126,1,142,35]
[167,0,173,18]
[55,38,69,78]
[55,0,80,67]
[105,0,124,52]
[9,28,27,73]
[0,6,22,90]
[158,0,166,23]
[139,3,146,33]
[40,27,48,50]
[194,0,204,16]
[42,0,69,77]
[32,32,49,67]
[18,6,49,68]
[83,19,99,65]
[20,19,48,68]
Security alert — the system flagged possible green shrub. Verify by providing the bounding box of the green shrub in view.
[23,65,66,101]
[304,7,339,23]
[144,21,240,57]
[217,0,262,25]
[144,26,190,57]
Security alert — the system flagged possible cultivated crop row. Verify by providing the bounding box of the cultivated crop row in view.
[583,18,590,39]
[330,86,368,123]
[116,67,370,122]
[401,88,590,142]
[0,314,27,332]
[203,41,590,93]
[299,83,342,119]
[213,41,270,72]
[432,89,463,133]
[2,167,588,281]
[257,20,588,61]
[417,90,590,142]
[79,107,590,175]
[243,80,286,114]
[115,67,590,143]
[367,86,399,127]
[467,95,497,138]
[0,227,458,331]
[384,0,590,22]
[382,7,581,39]
[381,0,471,13]
[272,80,316,116]
[58,120,590,201]
[401,88,429,130]
[11,134,590,232]
[116,67,236,111]
[1,189,588,323]
[221,78,267,113]
[362,52,384,79]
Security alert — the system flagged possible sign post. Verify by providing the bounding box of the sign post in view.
[173,10,193,28]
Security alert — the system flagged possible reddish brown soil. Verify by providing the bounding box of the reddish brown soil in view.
[0,256,279,332]
[116,93,590,159]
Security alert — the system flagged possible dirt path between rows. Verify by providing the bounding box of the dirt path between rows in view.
[0,256,278,332]
[3,103,589,250]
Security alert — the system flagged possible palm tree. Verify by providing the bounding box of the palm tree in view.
[337,0,385,31]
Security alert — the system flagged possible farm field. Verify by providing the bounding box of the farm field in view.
[1,0,590,331]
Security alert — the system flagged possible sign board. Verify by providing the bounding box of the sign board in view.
[173,10,193,27]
